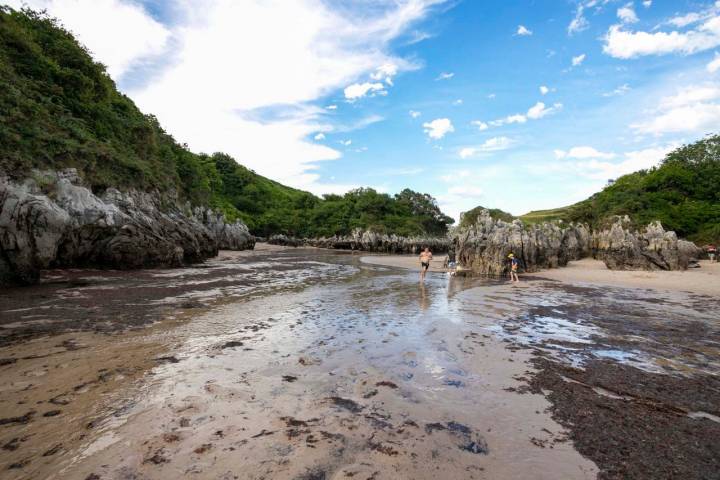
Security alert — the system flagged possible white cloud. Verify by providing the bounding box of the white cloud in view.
[339,139,352,146]
[458,137,513,158]
[370,63,399,85]
[708,52,720,72]
[572,53,587,66]
[4,0,170,79]
[314,133,326,140]
[487,102,562,127]
[568,3,589,35]
[409,110,422,118]
[668,13,703,28]
[436,72,455,81]
[554,146,616,160]
[115,0,448,192]
[527,101,562,119]
[617,3,638,24]
[344,82,386,100]
[326,105,338,110]
[423,118,454,139]
[516,25,532,36]
[642,1,652,8]
[602,83,631,96]
[487,93,496,99]
[631,84,720,135]
[540,85,550,95]
[561,145,676,180]
[471,120,489,131]
[604,11,720,59]
[453,98,463,105]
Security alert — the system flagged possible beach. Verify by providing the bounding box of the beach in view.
[361,254,720,296]
[0,246,717,479]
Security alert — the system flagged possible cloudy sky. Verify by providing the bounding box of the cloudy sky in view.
[4,0,720,220]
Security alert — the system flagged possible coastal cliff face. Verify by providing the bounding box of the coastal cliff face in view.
[454,211,591,275]
[453,210,700,275]
[268,230,450,254]
[592,217,702,271]
[0,170,254,286]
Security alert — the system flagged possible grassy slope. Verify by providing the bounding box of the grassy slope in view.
[519,135,720,243]
[0,7,452,238]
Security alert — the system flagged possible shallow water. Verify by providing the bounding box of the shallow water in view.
[1,248,718,479]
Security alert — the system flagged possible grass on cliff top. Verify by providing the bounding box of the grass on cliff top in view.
[519,206,571,224]
[0,7,453,239]
[518,135,720,244]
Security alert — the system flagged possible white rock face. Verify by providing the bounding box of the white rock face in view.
[0,169,254,285]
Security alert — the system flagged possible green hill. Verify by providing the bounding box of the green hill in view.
[521,135,720,244]
[0,7,452,238]
[458,206,515,229]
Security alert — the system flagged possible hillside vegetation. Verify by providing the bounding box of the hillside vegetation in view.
[0,7,452,238]
[458,206,516,229]
[521,135,720,244]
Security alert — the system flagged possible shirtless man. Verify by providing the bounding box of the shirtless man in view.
[419,247,433,280]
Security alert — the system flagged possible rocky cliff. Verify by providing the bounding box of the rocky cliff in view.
[592,217,702,270]
[454,210,591,275]
[453,210,700,275]
[269,230,450,254]
[0,170,254,286]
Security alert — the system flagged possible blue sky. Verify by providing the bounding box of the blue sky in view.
[5,0,720,220]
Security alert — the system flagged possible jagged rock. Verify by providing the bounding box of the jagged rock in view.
[0,170,254,286]
[453,210,590,275]
[453,210,700,275]
[592,217,701,270]
[269,229,449,254]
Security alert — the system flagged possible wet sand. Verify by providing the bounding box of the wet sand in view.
[361,254,720,295]
[1,246,718,479]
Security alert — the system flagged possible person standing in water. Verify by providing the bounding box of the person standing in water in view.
[419,247,433,280]
[508,253,519,283]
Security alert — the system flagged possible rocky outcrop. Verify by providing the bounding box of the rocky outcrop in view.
[0,170,254,286]
[269,230,450,254]
[592,217,701,270]
[452,210,701,275]
[454,210,591,275]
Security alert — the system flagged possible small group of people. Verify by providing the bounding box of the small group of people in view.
[418,247,520,283]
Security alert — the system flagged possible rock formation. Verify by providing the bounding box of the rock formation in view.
[454,210,591,275]
[0,170,254,286]
[592,217,701,270]
[269,229,450,254]
[453,210,701,275]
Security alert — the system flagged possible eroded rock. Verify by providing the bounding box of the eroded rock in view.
[0,170,254,286]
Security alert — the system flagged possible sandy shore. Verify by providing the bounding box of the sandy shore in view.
[360,254,720,296]
[537,258,720,296]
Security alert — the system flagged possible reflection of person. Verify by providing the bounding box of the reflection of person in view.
[419,282,429,310]
[419,247,433,280]
[708,244,717,263]
[508,253,519,283]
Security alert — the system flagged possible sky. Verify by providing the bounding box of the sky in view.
[4,0,720,221]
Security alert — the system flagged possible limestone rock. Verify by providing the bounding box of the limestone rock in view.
[593,217,700,270]
[269,229,450,254]
[0,170,254,286]
[453,210,590,275]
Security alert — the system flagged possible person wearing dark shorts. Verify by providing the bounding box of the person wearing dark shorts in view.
[419,247,432,280]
